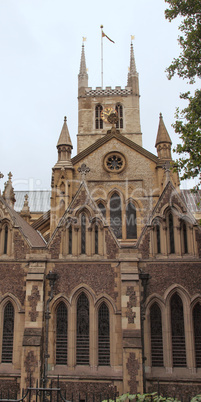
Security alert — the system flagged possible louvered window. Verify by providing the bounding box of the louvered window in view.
[150,303,163,366]
[126,202,137,239]
[56,302,68,365]
[76,293,89,365]
[116,104,123,129]
[98,303,110,366]
[171,293,186,367]
[2,302,14,363]
[95,105,103,129]
[110,193,122,239]
[193,303,201,367]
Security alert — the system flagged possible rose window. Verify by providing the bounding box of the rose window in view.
[104,152,126,173]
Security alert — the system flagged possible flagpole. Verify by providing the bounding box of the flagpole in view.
[100,25,103,88]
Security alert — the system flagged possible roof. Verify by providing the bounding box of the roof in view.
[0,197,46,248]
[181,189,201,213]
[14,191,51,213]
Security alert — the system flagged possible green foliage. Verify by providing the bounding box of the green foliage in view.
[102,393,181,402]
[164,0,201,188]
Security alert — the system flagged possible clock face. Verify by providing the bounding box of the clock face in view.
[101,107,116,122]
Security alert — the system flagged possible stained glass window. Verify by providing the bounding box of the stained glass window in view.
[110,193,122,239]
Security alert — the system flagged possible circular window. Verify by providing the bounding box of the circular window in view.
[104,152,126,173]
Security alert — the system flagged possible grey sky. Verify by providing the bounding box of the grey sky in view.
[0,0,196,192]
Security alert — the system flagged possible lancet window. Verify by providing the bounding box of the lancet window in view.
[4,225,8,255]
[171,293,186,367]
[2,302,14,363]
[56,302,68,365]
[110,193,122,239]
[150,303,163,367]
[95,105,103,129]
[98,202,106,219]
[95,225,99,254]
[68,225,72,254]
[126,202,137,239]
[168,213,175,254]
[115,104,123,129]
[81,214,86,254]
[98,302,110,366]
[193,303,201,368]
[76,293,89,365]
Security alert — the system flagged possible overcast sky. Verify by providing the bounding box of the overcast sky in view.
[0,0,197,193]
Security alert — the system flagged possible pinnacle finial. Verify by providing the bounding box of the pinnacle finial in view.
[64,116,67,123]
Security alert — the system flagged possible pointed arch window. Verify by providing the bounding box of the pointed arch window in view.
[110,193,122,239]
[2,302,14,363]
[150,303,163,367]
[98,302,110,366]
[171,293,186,367]
[98,202,106,219]
[95,105,103,129]
[168,213,175,254]
[56,302,68,365]
[116,104,123,129]
[126,202,137,239]
[68,225,72,254]
[76,293,89,365]
[156,224,161,254]
[81,214,86,254]
[4,225,8,255]
[95,225,99,254]
[181,221,188,254]
[193,303,201,368]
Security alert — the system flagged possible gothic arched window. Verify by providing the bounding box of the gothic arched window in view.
[150,303,163,367]
[76,293,89,365]
[116,104,123,129]
[98,302,110,366]
[168,213,175,254]
[4,225,8,255]
[110,193,122,239]
[95,225,98,254]
[126,202,137,239]
[182,221,188,254]
[68,225,72,254]
[56,302,68,365]
[95,105,103,129]
[2,302,14,363]
[171,293,186,367]
[81,214,86,254]
[193,303,201,368]
[156,224,161,254]
[98,202,106,219]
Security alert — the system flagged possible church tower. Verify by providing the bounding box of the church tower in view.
[77,41,142,154]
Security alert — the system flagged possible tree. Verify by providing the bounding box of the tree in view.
[165,0,201,189]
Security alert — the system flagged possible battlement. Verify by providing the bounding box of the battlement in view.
[83,86,133,97]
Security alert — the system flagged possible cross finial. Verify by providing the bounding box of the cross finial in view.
[8,172,13,181]
[0,172,4,180]
[64,116,67,122]
[78,163,90,181]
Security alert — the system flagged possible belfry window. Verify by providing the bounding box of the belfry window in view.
[98,302,110,366]
[4,225,8,255]
[150,303,163,367]
[2,302,14,363]
[76,293,89,365]
[168,213,175,254]
[56,302,68,365]
[116,104,123,129]
[81,214,86,254]
[171,293,186,367]
[126,202,137,239]
[110,193,122,239]
[95,105,103,129]
[193,303,201,368]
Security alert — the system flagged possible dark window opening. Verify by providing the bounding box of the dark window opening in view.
[76,293,89,365]
[2,302,14,363]
[110,193,122,239]
[126,202,137,239]
[98,303,110,366]
[4,225,8,255]
[182,222,188,254]
[98,202,106,218]
[193,303,201,368]
[150,303,163,367]
[69,225,72,254]
[169,213,175,254]
[95,105,103,129]
[95,225,98,254]
[171,293,186,367]
[56,302,68,365]
[115,104,123,129]
[156,224,161,254]
[81,214,86,254]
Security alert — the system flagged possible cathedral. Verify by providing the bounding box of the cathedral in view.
[0,41,201,400]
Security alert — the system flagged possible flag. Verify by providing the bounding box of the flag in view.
[102,31,115,43]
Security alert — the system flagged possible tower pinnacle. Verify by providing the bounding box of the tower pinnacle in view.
[127,42,138,86]
[155,113,172,160]
[78,43,88,91]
